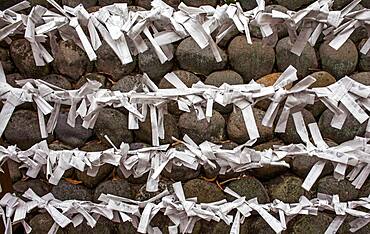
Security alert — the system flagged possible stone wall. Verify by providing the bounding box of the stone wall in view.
[1,0,370,233]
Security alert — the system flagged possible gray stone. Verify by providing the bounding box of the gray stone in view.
[13,179,51,197]
[332,0,353,10]
[228,36,275,82]
[359,38,370,72]
[135,113,179,145]
[350,72,370,85]
[179,110,226,144]
[318,109,366,144]
[6,73,24,87]
[30,213,64,234]
[139,40,174,83]
[62,0,97,8]
[111,74,144,92]
[276,0,315,10]
[227,107,274,144]
[319,39,358,79]
[52,180,93,201]
[182,0,217,7]
[41,74,72,89]
[99,0,132,7]
[93,179,133,202]
[75,73,107,89]
[276,37,318,78]
[0,47,14,74]
[96,42,137,81]
[216,24,240,48]
[183,179,226,203]
[54,110,93,148]
[10,39,50,78]
[4,110,44,150]
[226,176,270,203]
[94,108,134,147]
[278,109,316,144]
[135,177,174,201]
[176,37,228,75]
[317,176,359,201]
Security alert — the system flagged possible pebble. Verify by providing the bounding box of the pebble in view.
[135,113,179,145]
[29,213,64,234]
[276,0,315,10]
[13,179,51,197]
[51,180,93,201]
[139,40,174,83]
[227,107,274,144]
[289,213,333,233]
[178,110,226,144]
[96,42,137,81]
[93,179,133,202]
[61,0,97,8]
[10,39,50,78]
[54,110,93,148]
[176,37,228,75]
[0,47,14,74]
[319,39,358,79]
[252,139,290,180]
[54,40,93,81]
[99,0,132,6]
[265,175,310,203]
[111,74,144,92]
[318,109,366,144]
[41,74,72,90]
[205,70,244,113]
[228,36,275,82]
[276,37,318,78]
[183,179,226,203]
[4,110,44,150]
[317,176,359,201]
[94,108,134,147]
[226,176,270,203]
[75,73,107,89]
[359,38,370,72]
[278,109,316,144]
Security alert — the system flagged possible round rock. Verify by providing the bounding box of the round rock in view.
[289,213,333,233]
[30,213,64,234]
[318,109,366,144]
[10,39,50,78]
[111,74,144,92]
[350,72,370,85]
[227,107,273,144]
[0,47,14,74]
[228,36,275,82]
[94,108,134,147]
[265,175,309,203]
[139,40,174,83]
[319,39,358,79]
[276,37,318,78]
[182,0,217,7]
[41,74,72,90]
[51,180,93,201]
[179,110,226,144]
[54,110,93,148]
[13,179,51,197]
[278,109,316,144]
[4,110,44,150]
[359,39,370,72]
[54,40,93,81]
[75,73,107,89]
[135,113,179,145]
[176,37,227,75]
[183,179,226,203]
[96,42,137,81]
[317,176,359,201]
[226,176,269,203]
[93,179,133,202]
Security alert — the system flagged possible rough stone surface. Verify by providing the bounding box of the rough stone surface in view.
[0,46,14,74]
[265,175,309,203]
[30,213,64,234]
[54,110,93,148]
[13,179,51,197]
[279,109,316,144]
[317,176,359,201]
[179,110,226,144]
[228,36,275,82]
[176,37,228,75]
[135,113,179,145]
[54,40,93,81]
[93,179,133,202]
[289,213,333,233]
[139,40,174,82]
[276,37,318,78]
[111,74,144,92]
[226,176,270,203]
[51,180,93,201]
[182,0,217,7]
[10,39,50,78]
[41,74,72,89]
[135,177,174,201]
[75,73,107,89]
[62,0,97,8]
[276,0,315,10]
[94,108,134,147]
[350,72,370,85]
[7,160,22,183]
[96,42,137,81]
[6,73,24,87]
[63,219,114,234]
[227,107,274,144]
[332,0,353,10]
[183,179,226,203]
[359,38,370,72]
[4,110,44,150]
[319,109,366,144]
[319,40,358,79]
[99,0,132,7]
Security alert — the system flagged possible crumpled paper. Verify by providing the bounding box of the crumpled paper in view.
[0,181,369,234]
[0,0,369,66]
